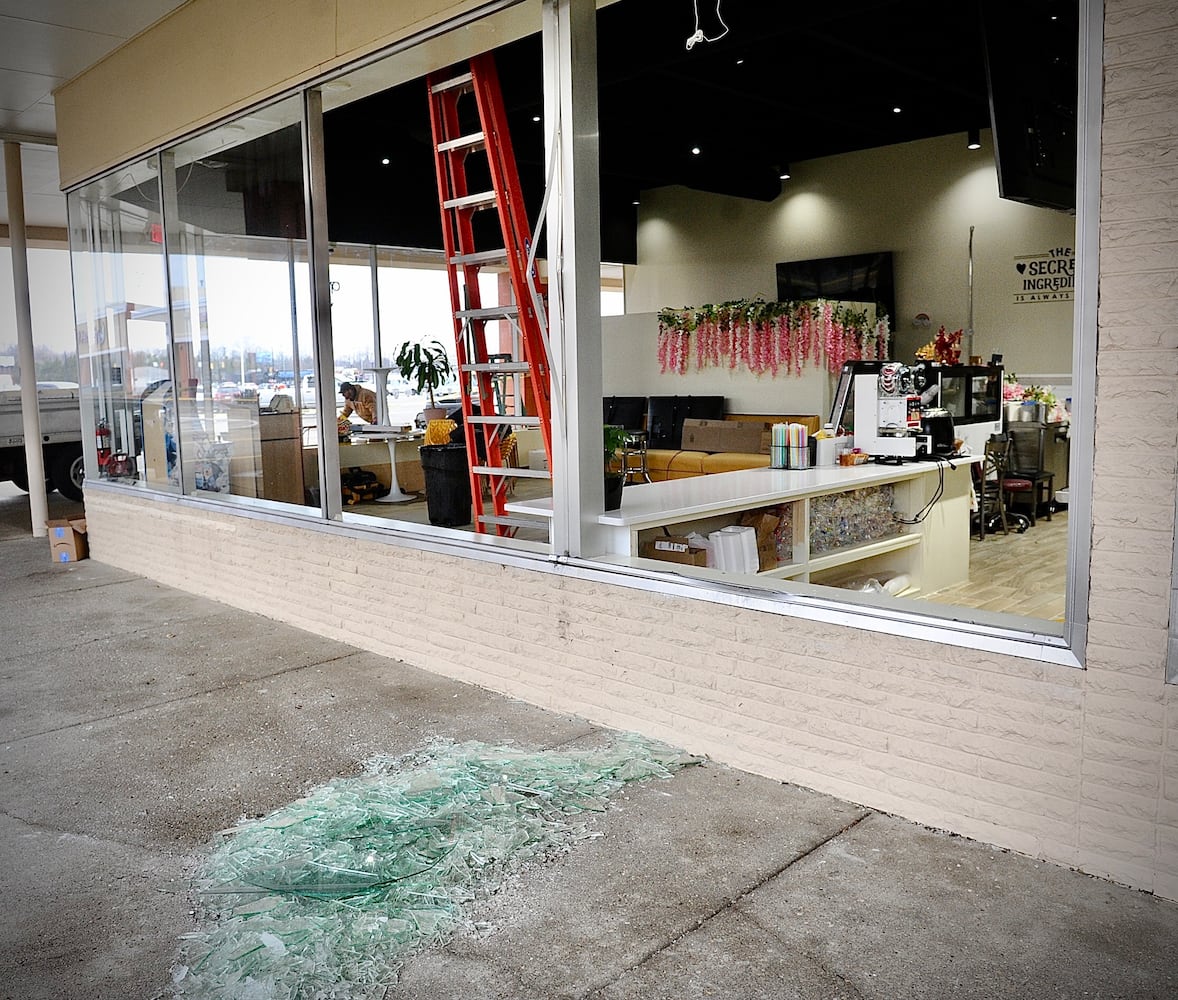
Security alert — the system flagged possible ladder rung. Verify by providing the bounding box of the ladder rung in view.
[466,414,541,426]
[438,131,486,153]
[430,72,473,95]
[456,305,519,321]
[472,465,550,479]
[461,361,530,373]
[478,514,545,529]
[444,191,497,211]
[450,249,508,266]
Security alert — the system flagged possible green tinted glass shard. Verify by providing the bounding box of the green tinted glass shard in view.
[174,734,698,999]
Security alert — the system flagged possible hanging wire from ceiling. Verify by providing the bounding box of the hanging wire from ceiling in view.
[686,0,729,50]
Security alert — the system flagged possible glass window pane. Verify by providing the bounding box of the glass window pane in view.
[319,4,549,546]
[163,97,317,507]
[587,0,1078,636]
[68,157,171,492]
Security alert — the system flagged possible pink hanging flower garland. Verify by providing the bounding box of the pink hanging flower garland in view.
[657,298,890,377]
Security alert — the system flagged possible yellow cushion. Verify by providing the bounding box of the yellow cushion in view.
[646,449,707,481]
[424,418,457,446]
[701,452,772,474]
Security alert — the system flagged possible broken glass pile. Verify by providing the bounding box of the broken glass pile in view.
[172,734,700,999]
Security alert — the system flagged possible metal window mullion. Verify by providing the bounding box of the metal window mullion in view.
[1064,0,1103,664]
[159,148,191,494]
[544,0,603,558]
[302,86,342,518]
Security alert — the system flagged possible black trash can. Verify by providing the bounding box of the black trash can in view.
[419,443,472,527]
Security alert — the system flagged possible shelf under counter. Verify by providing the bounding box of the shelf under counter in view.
[507,458,980,596]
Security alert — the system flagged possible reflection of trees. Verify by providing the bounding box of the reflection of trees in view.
[30,345,80,383]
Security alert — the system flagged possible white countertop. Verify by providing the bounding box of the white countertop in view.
[505,457,980,529]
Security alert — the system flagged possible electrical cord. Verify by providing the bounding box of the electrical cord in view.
[893,455,956,525]
[686,0,729,49]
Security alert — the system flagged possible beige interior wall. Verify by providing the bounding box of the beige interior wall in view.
[626,132,1076,382]
[53,0,489,187]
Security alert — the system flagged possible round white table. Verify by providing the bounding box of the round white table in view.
[363,366,416,503]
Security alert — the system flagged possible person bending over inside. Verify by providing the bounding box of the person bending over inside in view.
[339,382,378,424]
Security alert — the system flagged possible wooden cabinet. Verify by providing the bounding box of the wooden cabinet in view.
[225,404,305,504]
[259,410,304,504]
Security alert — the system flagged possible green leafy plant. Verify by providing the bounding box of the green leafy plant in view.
[604,424,627,472]
[394,340,453,409]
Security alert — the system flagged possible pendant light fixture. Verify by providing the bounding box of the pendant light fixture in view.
[967,128,981,150]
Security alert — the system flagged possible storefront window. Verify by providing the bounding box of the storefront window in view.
[67,157,171,491]
[578,0,1079,640]
[319,5,549,544]
[160,96,317,507]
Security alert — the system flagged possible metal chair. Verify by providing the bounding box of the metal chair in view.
[975,434,1029,539]
[1003,424,1054,526]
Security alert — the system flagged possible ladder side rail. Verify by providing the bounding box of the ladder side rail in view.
[469,53,554,465]
[429,75,503,532]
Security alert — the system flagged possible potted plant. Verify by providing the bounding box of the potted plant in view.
[395,339,454,422]
[604,423,627,511]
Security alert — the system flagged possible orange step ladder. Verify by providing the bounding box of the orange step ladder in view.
[426,52,553,535]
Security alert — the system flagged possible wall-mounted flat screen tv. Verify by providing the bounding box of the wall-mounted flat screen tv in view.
[776,252,895,327]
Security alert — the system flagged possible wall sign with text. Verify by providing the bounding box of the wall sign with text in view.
[1012,247,1074,304]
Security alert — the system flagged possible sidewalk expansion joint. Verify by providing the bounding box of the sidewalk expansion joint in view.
[6,650,361,743]
[577,809,873,1000]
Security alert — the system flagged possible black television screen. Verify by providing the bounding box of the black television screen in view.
[982,1,1077,212]
[776,252,895,327]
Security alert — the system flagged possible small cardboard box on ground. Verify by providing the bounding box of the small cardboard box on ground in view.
[680,418,766,454]
[47,517,88,563]
[639,533,708,566]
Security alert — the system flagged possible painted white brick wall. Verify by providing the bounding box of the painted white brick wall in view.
[79,0,1178,902]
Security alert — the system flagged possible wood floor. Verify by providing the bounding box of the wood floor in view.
[920,509,1069,621]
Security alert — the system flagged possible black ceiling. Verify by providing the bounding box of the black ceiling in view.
[320,1,1077,262]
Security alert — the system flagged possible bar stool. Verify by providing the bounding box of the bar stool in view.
[620,430,651,484]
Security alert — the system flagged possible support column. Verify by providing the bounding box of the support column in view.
[544,0,603,557]
[4,140,49,537]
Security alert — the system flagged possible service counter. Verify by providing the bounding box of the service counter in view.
[512,457,981,595]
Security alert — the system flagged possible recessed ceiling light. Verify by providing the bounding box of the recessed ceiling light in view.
[892,106,902,114]
[632,199,640,206]
[779,165,791,180]
[381,157,390,165]
[532,115,541,122]
[691,146,701,155]
[736,58,744,65]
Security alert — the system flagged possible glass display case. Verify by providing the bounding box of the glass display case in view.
[913,362,1003,427]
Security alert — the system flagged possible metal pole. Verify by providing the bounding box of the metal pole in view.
[4,140,49,537]
[369,244,382,364]
[966,225,975,361]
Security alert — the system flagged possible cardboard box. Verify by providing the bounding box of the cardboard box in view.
[47,517,88,563]
[680,418,766,455]
[639,534,708,567]
[741,510,782,571]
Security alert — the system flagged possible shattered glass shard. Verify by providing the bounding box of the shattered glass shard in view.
[173,734,700,998]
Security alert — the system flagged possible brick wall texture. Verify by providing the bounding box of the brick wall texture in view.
[82,0,1178,900]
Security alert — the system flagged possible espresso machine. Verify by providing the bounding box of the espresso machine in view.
[851,364,918,460]
[830,360,966,461]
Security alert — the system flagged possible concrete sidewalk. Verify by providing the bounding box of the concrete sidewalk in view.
[1,486,1176,1000]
